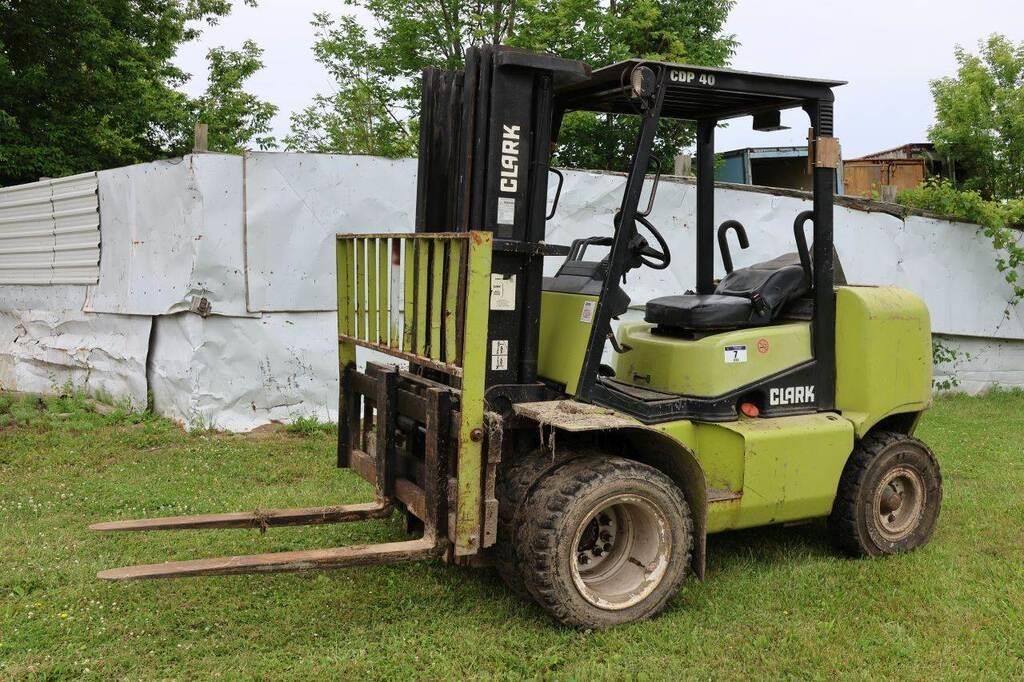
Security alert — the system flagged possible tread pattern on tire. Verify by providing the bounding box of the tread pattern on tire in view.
[829,430,942,557]
[519,456,693,629]
[493,449,564,598]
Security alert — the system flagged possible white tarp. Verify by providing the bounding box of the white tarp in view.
[243,153,418,312]
[84,154,250,317]
[148,311,405,431]
[0,309,150,407]
[0,285,90,313]
[149,312,339,431]
[240,155,1023,341]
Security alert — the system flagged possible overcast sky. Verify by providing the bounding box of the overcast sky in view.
[175,0,1024,158]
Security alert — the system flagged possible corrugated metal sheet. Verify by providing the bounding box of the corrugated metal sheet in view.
[0,172,100,284]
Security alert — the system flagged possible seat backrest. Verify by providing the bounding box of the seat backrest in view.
[715,253,809,324]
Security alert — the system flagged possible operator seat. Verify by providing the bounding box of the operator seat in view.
[646,253,808,331]
[645,250,845,332]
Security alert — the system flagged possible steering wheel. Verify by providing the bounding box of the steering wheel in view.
[633,214,671,270]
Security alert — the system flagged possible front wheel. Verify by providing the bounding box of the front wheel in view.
[519,456,692,629]
[829,431,942,557]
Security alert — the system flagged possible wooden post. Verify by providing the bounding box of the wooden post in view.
[673,153,692,176]
[193,123,209,153]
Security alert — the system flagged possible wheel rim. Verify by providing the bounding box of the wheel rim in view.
[873,465,926,542]
[570,494,671,611]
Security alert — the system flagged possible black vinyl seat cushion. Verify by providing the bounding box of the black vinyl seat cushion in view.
[646,294,755,329]
[645,253,810,331]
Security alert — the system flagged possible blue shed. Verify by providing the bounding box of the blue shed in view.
[716,146,843,192]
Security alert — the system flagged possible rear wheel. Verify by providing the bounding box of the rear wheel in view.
[519,456,692,629]
[829,431,942,557]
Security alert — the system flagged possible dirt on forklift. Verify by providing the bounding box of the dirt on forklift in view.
[93,46,942,629]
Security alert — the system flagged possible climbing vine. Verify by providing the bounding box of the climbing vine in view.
[931,338,968,391]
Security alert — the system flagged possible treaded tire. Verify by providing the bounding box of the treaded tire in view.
[519,456,692,629]
[829,430,942,557]
[493,449,564,599]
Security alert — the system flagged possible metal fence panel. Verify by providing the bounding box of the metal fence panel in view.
[0,172,100,284]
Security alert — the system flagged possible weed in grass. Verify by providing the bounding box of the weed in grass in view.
[286,415,337,436]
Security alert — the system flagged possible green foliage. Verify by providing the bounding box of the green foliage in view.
[512,0,736,171]
[929,34,1024,200]
[287,0,736,170]
[284,12,417,156]
[192,40,278,153]
[931,338,968,391]
[898,178,1024,302]
[285,415,338,436]
[0,0,260,186]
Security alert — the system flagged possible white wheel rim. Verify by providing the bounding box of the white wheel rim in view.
[873,465,926,542]
[570,494,672,610]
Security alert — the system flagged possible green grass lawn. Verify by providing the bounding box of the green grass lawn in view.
[1,391,1022,679]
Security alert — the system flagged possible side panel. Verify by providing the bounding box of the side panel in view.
[692,414,854,532]
[537,291,597,395]
[615,322,812,397]
[835,286,932,437]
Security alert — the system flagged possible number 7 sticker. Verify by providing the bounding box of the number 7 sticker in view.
[724,345,748,363]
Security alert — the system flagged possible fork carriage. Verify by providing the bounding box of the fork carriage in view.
[92,232,500,579]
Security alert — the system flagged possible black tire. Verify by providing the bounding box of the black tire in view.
[829,431,942,557]
[519,456,692,629]
[493,449,563,599]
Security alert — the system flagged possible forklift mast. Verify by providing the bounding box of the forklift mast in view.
[416,47,589,401]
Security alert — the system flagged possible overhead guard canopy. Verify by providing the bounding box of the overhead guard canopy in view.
[555,59,846,121]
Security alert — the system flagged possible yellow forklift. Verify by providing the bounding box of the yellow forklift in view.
[94,47,941,629]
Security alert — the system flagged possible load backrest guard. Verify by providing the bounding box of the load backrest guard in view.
[336,231,493,556]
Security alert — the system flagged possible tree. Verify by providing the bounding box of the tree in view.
[286,0,736,170]
[0,0,257,186]
[192,40,278,153]
[929,34,1024,201]
[513,0,736,170]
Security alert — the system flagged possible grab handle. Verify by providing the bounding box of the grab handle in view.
[793,211,813,283]
[717,220,749,273]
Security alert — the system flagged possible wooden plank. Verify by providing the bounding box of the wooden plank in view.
[429,240,444,359]
[423,388,451,541]
[396,388,427,423]
[335,239,351,337]
[403,239,416,352]
[90,501,391,532]
[193,123,209,152]
[815,136,841,169]
[350,447,377,485]
[415,239,430,355]
[355,238,365,340]
[338,335,463,377]
[378,237,389,345]
[366,238,378,343]
[390,239,402,348]
[97,538,444,581]
[443,240,461,362]
[374,365,398,498]
[394,478,426,521]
